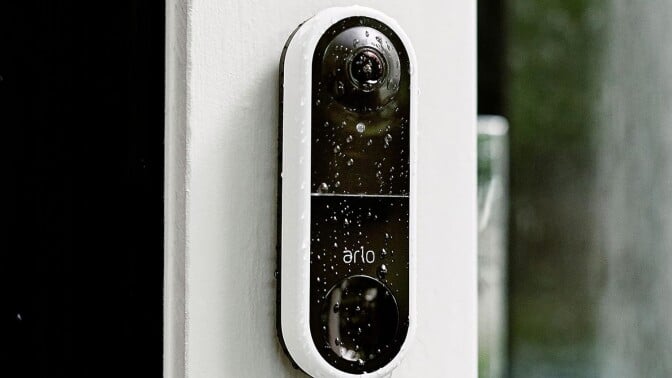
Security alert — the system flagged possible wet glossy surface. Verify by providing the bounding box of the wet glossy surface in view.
[320,276,400,369]
[312,18,409,196]
[308,16,411,374]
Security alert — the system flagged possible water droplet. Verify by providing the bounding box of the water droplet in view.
[335,337,341,346]
[334,181,341,188]
[375,36,383,44]
[346,135,353,143]
[356,122,366,133]
[333,145,341,154]
[380,248,388,258]
[323,121,329,128]
[347,158,354,166]
[384,133,393,144]
[353,38,360,47]
[367,139,373,146]
[317,277,321,283]
[335,81,345,96]
[333,303,340,313]
[365,30,370,37]
[318,182,329,193]
[378,264,388,279]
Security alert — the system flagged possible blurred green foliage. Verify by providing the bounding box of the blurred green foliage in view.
[505,0,605,376]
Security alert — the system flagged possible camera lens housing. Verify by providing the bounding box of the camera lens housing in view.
[320,25,401,112]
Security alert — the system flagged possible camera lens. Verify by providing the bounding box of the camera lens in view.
[349,48,386,91]
[319,26,401,111]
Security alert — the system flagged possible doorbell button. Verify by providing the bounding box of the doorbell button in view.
[318,275,400,372]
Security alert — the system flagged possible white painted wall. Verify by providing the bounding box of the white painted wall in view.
[165,1,476,377]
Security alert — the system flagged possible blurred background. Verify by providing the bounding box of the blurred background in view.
[477,0,672,377]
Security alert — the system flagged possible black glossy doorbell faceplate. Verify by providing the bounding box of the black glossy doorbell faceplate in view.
[307,16,411,374]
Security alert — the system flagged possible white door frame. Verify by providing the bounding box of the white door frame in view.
[165,1,476,376]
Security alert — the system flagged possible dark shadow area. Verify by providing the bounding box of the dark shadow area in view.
[478,0,506,115]
[1,2,165,376]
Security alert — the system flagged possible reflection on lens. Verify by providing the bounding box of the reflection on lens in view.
[349,48,387,91]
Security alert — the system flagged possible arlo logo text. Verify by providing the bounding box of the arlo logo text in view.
[343,247,376,264]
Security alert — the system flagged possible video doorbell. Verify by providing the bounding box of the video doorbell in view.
[277,6,417,376]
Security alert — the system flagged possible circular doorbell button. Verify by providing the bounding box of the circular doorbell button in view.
[320,275,400,370]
